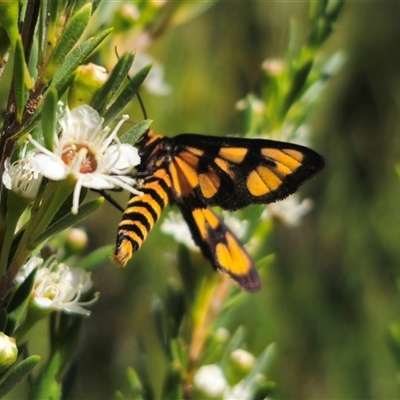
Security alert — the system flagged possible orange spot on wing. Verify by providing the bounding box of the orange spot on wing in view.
[261,148,303,171]
[174,157,198,197]
[214,158,233,177]
[198,172,220,198]
[219,147,248,163]
[178,151,200,169]
[246,166,281,196]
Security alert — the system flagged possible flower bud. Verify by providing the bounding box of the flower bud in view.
[65,228,88,255]
[226,349,255,386]
[68,63,108,109]
[193,364,227,399]
[0,333,18,373]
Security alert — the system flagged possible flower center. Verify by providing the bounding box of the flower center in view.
[62,144,98,173]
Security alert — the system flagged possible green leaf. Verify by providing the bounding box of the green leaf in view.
[103,65,152,126]
[0,26,11,64]
[0,355,41,398]
[251,381,276,400]
[113,391,125,400]
[43,3,92,82]
[161,361,182,400]
[126,367,144,400]
[91,51,136,114]
[42,88,58,151]
[47,0,63,28]
[5,267,37,336]
[34,198,104,247]
[73,245,114,270]
[388,322,400,367]
[152,297,168,354]
[220,326,246,370]
[165,280,185,339]
[33,318,82,400]
[13,37,28,122]
[70,0,87,17]
[245,343,277,382]
[49,28,112,93]
[92,0,104,14]
[0,0,19,45]
[326,0,346,20]
[119,120,152,145]
[37,0,48,54]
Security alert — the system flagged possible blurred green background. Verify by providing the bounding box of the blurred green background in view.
[38,1,400,399]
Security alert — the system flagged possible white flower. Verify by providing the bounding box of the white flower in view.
[194,364,227,398]
[262,194,313,227]
[221,212,248,240]
[224,380,253,400]
[223,374,267,400]
[161,211,248,251]
[29,105,142,214]
[2,150,43,199]
[160,212,198,251]
[16,256,99,316]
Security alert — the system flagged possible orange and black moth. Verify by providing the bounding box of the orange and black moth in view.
[112,130,324,292]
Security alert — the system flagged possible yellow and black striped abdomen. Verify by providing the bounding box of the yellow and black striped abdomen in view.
[113,169,172,267]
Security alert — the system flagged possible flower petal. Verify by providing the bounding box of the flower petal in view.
[34,153,68,180]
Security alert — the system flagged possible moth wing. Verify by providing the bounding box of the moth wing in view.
[171,134,324,210]
[178,204,261,292]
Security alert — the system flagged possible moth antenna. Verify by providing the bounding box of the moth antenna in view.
[136,91,148,120]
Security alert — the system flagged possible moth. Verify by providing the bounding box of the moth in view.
[112,130,324,292]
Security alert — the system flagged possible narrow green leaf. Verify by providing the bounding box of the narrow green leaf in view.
[165,281,185,339]
[37,0,48,54]
[0,355,41,398]
[0,0,19,45]
[308,0,326,20]
[91,51,136,113]
[114,391,125,400]
[161,362,182,400]
[42,88,58,151]
[34,198,104,247]
[152,298,168,354]
[251,381,276,400]
[14,37,27,122]
[73,245,114,270]
[47,0,62,27]
[92,0,104,14]
[44,3,92,82]
[14,29,112,138]
[0,26,11,64]
[33,321,81,400]
[126,367,144,400]
[326,0,345,20]
[49,28,112,92]
[119,120,152,145]
[70,0,87,17]
[103,65,152,126]
[6,267,37,335]
[245,343,277,381]
[220,326,246,370]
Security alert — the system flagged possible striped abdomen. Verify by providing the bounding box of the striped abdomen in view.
[113,169,171,267]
